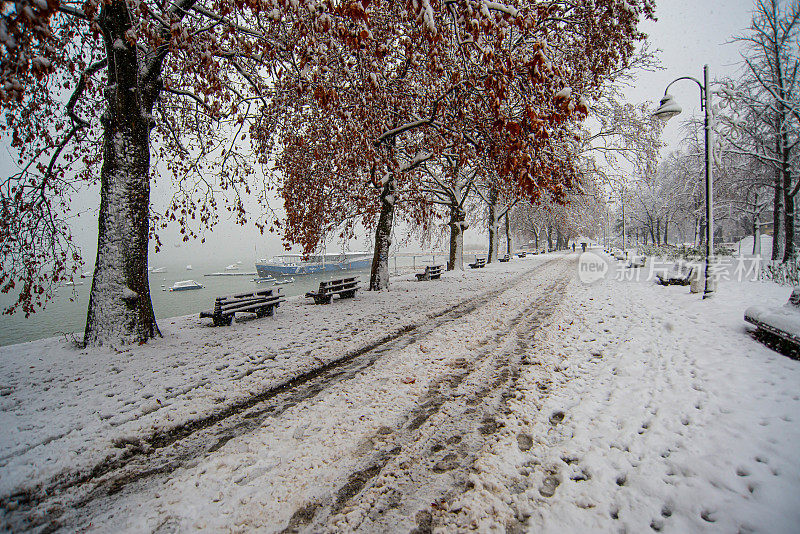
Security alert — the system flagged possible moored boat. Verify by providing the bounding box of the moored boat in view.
[169,280,203,291]
[255,252,371,277]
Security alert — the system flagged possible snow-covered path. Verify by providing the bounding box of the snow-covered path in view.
[435,259,800,534]
[19,258,576,532]
[2,251,799,533]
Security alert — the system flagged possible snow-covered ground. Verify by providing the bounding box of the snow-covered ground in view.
[0,254,555,500]
[439,258,800,533]
[1,251,798,533]
[735,235,774,257]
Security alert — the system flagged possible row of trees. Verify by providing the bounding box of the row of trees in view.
[1,0,656,346]
[619,0,799,258]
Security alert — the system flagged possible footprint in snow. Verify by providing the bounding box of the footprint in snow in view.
[517,433,533,451]
[736,466,750,477]
[700,509,717,523]
[539,475,560,497]
[549,411,565,425]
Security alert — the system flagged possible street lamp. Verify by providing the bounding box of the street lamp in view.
[653,65,715,299]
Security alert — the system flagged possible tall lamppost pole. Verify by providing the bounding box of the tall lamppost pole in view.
[653,64,714,298]
[621,192,626,253]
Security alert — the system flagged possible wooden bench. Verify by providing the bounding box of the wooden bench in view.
[415,265,443,281]
[745,288,800,349]
[200,288,285,326]
[655,265,694,286]
[305,276,360,304]
[629,256,646,268]
[516,252,527,258]
[499,254,510,263]
[468,257,486,269]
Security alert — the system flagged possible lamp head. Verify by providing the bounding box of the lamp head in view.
[652,94,682,121]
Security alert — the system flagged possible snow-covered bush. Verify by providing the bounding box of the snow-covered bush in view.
[761,258,800,287]
[637,243,733,260]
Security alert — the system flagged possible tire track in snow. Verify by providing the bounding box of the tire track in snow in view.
[286,259,575,533]
[2,257,568,533]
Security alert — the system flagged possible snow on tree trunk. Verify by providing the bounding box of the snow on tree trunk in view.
[781,112,795,261]
[505,213,512,256]
[773,135,784,261]
[448,204,466,271]
[369,175,395,291]
[84,4,159,346]
[784,185,795,261]
[487,188,499,263]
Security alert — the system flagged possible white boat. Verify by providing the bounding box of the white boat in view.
[152,267,166,273]
[169,280,203,291]
[255,252,371,276]
[273,277,295,285]
[225,264,239,271]
[253,276,277,284]
[186,265,193,271]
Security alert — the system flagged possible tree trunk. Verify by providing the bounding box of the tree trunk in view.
[655,218,661,244]
[505,212,512,256]
[546,225,553,251]
[84,2,159,346]
[663,219,669,245]
[369,175,395,290]
[754,219,761,256]
[784,185,795,261]
[487,188,498,263]
[448,204,466,271]
[780,114,794,261]
[773,127,784,260]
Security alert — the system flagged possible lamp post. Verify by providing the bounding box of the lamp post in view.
[653,65,714,299]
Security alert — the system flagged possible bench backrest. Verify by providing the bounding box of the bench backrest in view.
[215,288,281,313]
[317,277,359,294]
[216,288,273,303]
[427,265,443,273]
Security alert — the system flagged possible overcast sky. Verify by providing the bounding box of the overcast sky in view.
[5,1,759,268]
[625,0,755,150]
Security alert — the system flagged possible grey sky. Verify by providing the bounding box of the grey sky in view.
[625,0,755,150]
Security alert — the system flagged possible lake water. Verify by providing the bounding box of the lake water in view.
[0,253,465,347]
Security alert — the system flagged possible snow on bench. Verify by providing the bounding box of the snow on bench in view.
[415,265,443,281]
[745,287,800,348]
[655,265,694,286]
[200,288,285,327]
[469,257,487,269]
[628,256,646,268]
[498,254,511,263]
[305,277,360,305]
